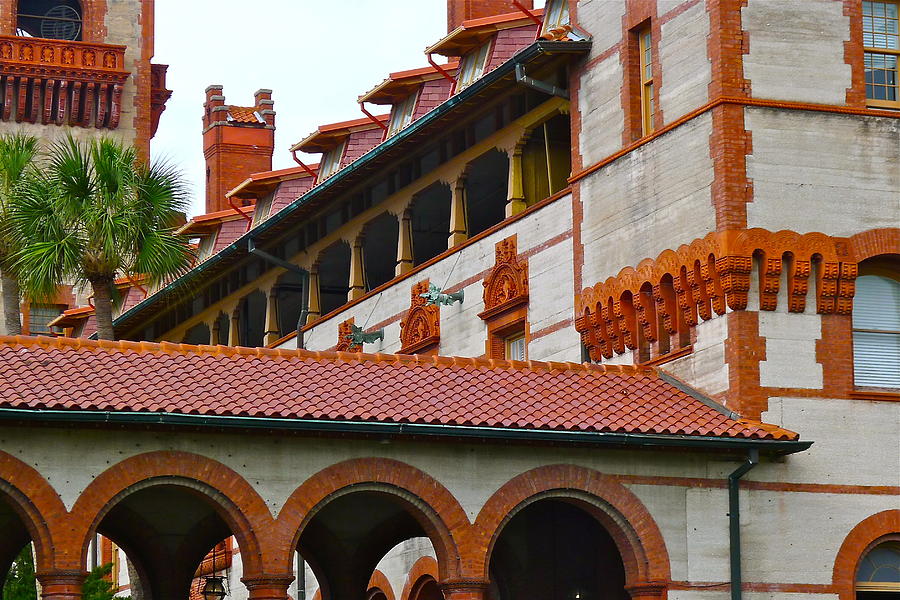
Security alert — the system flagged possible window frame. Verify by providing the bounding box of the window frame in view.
[387,91,419,137]
[863,0,900,108]
[541,0,570,36]
[851,272,900,389]
[318,139,347,180]
[456,40,493,92]
[16,0,84,41]
[638,26,655,135]
[505,331,527,361]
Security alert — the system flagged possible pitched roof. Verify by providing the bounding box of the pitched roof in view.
[426,9,544,56]
[291,114,390,154]
[359,62,459,105]
[0,335,800,444]
[176,203,256,236]
[226,165,318,199]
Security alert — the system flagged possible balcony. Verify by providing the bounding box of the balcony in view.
[0,35,129,128]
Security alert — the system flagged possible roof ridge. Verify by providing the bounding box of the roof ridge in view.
[0,335,653,375]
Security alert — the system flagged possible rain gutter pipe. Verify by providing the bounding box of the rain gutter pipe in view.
[515,62,569,99]
[359,102,388,132]
[511,0,543,27]
[228,196,254,231]
[729,449,759,600]
[290,150,318,182]
[247,238,309,349]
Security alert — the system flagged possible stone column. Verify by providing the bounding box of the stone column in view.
[349,237,366,301]
[448,175,468,248]
[229,308,241,347]
[440,581,489,600]
[506,140,528,218]
[396,210,414,276]
[264,288,280,345]
[37,571,86,600]
[242,575,295,600]
[306,269,321,325]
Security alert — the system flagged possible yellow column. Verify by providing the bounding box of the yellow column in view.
[506,140,527,218]
[396,210,414,276]
[264,288,280,345]
[306,268,321,325]
[228,307,241,346]
[448,175,467,248]
[349,237,366,300]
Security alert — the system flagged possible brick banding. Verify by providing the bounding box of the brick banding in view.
[400,556,439,600]
[832,510,900,600]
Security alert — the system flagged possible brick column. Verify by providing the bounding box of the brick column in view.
[242,575,294,600]
[440,581,489,600]
[625,581,668,600]
[37,571,86,600]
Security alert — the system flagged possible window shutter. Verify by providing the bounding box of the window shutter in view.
[853,275,900,388]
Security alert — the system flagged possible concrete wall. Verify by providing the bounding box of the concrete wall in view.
[580,112,716,287]
[285,194,580,364]
[746,108,900,236]
[662,315,730,397]
[658,1,711,123]
[743,0,851,105]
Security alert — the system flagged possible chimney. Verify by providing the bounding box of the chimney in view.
[447,0,532,32]
[202,86,275,214]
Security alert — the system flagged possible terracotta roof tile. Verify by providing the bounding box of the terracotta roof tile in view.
[0,336,800,442]
[227,106,263,124]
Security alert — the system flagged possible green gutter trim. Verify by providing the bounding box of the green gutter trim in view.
[113,40,592,335]
[0,408,812,455]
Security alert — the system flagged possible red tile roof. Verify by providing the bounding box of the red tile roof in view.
[0,336,799,442]
[427,9,544,56]
[292,114,390,154]
[227,106,263,124]
[359,62,459,105]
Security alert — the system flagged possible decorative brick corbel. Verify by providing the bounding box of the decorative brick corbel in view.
[335,317,361,353]
[479,236,530,359]
[399,280,440,354]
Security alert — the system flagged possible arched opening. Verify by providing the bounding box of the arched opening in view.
[521,114,571,206]
[318,242,352,316]
[237,290,267,347]
[852,255,900,389]
[0,495,36,600]
[856,539,900,599]
[296,488,448,600]
[408,576,442,600]
[465,150,508,238]
[91,483,246,600]
[410,184,451,266]
[363,213,400,291]
[183,322,211,346]
[16,0,82,40]
[275,270,306,339]
[488,498,628,600]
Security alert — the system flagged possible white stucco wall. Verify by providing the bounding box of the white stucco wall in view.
[658,1,711,123]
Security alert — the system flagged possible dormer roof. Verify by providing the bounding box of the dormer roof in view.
[359,62,459,105]
[426,9,543,57]
[291,114,389,154]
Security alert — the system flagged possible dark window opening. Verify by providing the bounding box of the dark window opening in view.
[237,290,266,347]
[465,149,508,238]
[362,212,399,291]
[17,0,83,40]
[318,242,351,316]
[410,183,451,266]
[213,312,230,345]
[183,322,210,345]
[275,271,306,339]
[489,499,628,600]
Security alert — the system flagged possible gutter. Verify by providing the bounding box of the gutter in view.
[728,449,759,600]
[0,407,812,454]
[112,41,591,336]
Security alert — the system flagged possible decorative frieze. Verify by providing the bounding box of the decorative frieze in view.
[399,280,440,354]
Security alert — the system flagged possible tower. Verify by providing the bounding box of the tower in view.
[0,0,169,158]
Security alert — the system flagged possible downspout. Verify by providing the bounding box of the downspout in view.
[359,102,388,133]
[511,0,543,27]
[729,449,759,600]
[247,238,309,349]
[290,150,319,183]
[228,196,254,232]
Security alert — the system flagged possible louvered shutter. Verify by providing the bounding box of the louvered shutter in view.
[852,275,900,388]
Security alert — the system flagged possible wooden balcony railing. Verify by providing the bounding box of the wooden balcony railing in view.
[0,35,129,128]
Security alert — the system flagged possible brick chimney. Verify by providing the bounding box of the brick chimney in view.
[202,86,276,214]
[447,0,532,32]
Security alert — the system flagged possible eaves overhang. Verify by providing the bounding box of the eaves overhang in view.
[0,408,812,456]
[113,40,592,339]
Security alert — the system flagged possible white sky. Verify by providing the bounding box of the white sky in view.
[152,2,544,218]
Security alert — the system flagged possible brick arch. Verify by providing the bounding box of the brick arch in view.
[400,556,439,600]
[473,464,670,591]
[66,451,272,576]
[848,228,900,263]
[277,458,471,581]
[0,450,65,571]
[367,569,396,600]
[832,509,900,600]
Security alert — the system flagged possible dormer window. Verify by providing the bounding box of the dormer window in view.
[318,140,347,180]
[196,233,217,262]
[387,92,418,136]
[542,0,570,36]
[456,41,492,91]
[16,0,83,41]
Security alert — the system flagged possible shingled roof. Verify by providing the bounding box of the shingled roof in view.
[0,336,801,447]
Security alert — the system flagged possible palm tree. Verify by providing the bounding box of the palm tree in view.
[0,133,39,336]
[12,135,193,340]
